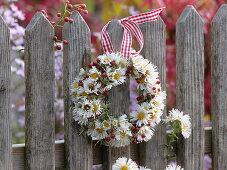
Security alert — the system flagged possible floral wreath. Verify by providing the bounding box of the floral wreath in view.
[70,52,166,147]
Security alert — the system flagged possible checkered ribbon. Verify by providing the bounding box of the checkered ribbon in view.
[101,7,165,58]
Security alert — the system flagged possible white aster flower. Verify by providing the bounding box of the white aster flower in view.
[137,125,154,142]
[102,120,111,130]
[118,114,131,129]
[83,78,101,94]
[107,68,127,85]
[89,121,108,140]
[131,105,150,127]
[89,66,101,80]
[73,113,88,126]
[165,164,183,170]
[112,157,138,170]
[111,128,132,147]
[98,54,112,64]
[181,121,191,138]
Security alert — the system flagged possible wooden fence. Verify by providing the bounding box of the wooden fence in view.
[0,4,227,170]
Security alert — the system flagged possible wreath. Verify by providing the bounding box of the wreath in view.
[70,52,166,147]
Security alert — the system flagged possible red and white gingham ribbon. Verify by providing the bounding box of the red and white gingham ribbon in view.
[101,7,165,58]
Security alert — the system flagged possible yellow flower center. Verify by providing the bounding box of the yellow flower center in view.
[121,166,129,170]
[92,104,99,113]
[73,92,78,96]
[181,124,187,132]
[96,128,104,134]
[81,92,88,96]
[74,83,79,88]
[114,73,121,80]
[143,107,149,111]
[120,131,126,137]
[91,73,99,79]
[150,114,156,120]
[145,70,151,76]
[137,112,145,120]
[104,57,110,62]
[140,77,145,83]
[152,101,157,105]
[103,122,110,128]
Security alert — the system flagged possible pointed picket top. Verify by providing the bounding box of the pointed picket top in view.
[177,5,203,24]
[26,12,53,33]
[212,4,227,24]
[64,11,90,33]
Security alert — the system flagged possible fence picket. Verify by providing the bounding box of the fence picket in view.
[176,6,204,169]
[139,17,166,170]
[24,12,55,170]
[0,16,12,170]
[102,20,131,170]
[211,4,227,170]
[63,11,93,170]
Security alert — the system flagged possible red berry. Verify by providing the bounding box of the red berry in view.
[77,8,82,13]
[133,135,137,139]
[131,126,136,131]
[88,64,93,68]
[110,134,115,139]
[105,137,111,142]
[56,45,61,50]
[66,0,70,4]
[97,58,101,63]
[127,65,133,70]
[152,87,156,90]
[85,75,89,78]
[67,4,73,9]
[67,12,72,17]
[137,96,141,101]
[101,84,105,89]
[146,93,151,99]
[92,61,97,66]
[156,81,160,84]
[69,19,74,23]
[53,36,58,41]
[103,91,108,97]
[141,134,146,138]
[139,95,144,100]
[136,79,141,84]
[147,122,151,126]
[82,10,88,14]
[64,17,69,22]
[41,10,46,15]
[158,88,161,92]
[110,61,116,66]
[141,74,146,78]
[101,73,107,77]
[80,4,87,9]
[135,127,140,132]
[78,82,83,86]
[63,40,69,45]
[79,80,83,83]
[57,13,61,17]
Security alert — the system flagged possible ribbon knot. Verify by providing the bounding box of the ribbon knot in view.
[101,7,165,58]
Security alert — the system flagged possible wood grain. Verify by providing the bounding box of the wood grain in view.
[176,5,204,170]
[211,4,227,170]
[63,11,92,170]
[0,15,12,170]
[101,20,131,170]
[24,12,55,170]
[139,17,167,170]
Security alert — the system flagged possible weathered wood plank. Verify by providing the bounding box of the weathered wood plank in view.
[211,4,227,170]
[63,11,92,170]
[24,12,55,170]
[176,5,204,170]
[102,20,131,170]
[0,15,12,170]
[139,17,167,169]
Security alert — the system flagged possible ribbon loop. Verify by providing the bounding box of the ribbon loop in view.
[101,7,165,58]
